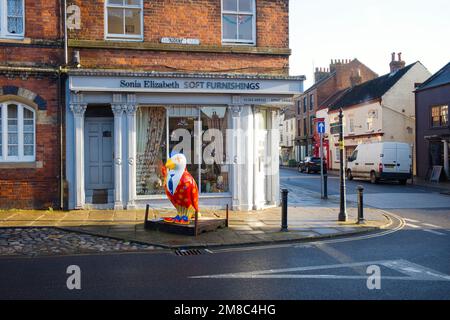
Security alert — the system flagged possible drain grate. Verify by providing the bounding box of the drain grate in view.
[174,249,210,256]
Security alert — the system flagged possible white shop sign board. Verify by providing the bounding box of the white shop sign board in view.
[69,76,303,95]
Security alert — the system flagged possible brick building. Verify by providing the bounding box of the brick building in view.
[0,0,64,209]
[294,58,378,161]
[64,0,304,211]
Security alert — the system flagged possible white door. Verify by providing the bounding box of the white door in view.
[84,118,114,190]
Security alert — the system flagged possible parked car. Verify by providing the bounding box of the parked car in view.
[346,142,412,184]
[298,157,326,174]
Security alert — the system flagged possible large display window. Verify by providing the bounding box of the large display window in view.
[136,106,230,196]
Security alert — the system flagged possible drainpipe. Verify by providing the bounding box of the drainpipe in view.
[64,0,68,66]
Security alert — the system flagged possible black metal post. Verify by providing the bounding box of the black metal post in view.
[281,189,288,232]
[323,171,328,199]
[144,204,150,228]
[338,108,348,221]
[357,186,365,224]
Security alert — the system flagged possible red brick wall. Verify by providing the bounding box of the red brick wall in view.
[68,0,289,74]
[24,0,61,40]
[0,76,61,210]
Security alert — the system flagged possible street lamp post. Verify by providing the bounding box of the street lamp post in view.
[338,108,347,221]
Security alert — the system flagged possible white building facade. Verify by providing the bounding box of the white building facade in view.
[66,71,304,211]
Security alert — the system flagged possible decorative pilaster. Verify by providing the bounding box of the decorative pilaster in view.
[228,104,242,210]
[125,94,138,209]
[111,94,124,210]
[443,139,449,179]
[70,93,87,210]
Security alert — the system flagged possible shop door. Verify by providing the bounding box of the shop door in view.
[84,118,114,191]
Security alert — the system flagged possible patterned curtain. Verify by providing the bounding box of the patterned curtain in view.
[136,107,166,195]
[7,0,24,34]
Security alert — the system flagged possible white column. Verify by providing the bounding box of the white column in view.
[271,109,281,206]
[240,105,254,211]
[70,93,87,210]
[125,94,138,209]
[443,139,449,178]
[228,105,242,210]
[111,94,124,210]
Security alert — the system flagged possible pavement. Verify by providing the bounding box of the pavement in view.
[0,205,390,253]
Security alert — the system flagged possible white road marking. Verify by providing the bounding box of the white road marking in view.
[190,259,450,282]
[404,218,420,223]
[422,223,441,228]
[422,229,446,236]
[405,223,420,229]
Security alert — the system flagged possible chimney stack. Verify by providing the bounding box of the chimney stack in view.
[314,65,331,83]
[390,52,406,73]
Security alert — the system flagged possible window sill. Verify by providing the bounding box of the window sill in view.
[0,161,41,169]
[0,36,26,43]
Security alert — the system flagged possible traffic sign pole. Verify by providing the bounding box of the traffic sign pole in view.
[320,132,324,199]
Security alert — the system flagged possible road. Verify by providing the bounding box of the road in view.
[0,169,449,300]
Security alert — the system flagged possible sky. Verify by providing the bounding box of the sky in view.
[289,0,450,89]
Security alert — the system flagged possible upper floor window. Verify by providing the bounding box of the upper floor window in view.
[303,96,307,113]
[431,105,448,127]
[222,0,255,45]
[309,94,314,110]
[105,0,143,41]
[0,102,35,162]
[348,117,355,133]
[0,0,24,39]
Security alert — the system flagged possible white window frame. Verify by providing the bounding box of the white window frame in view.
[104,0,143,41]
[0,0,25,39]
[221,0,256,45]
[0,102,35,162]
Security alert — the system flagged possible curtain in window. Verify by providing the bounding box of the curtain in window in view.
[7,0,24,34]
[136,107,167,195]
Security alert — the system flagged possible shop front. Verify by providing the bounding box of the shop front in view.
[65,70,304,211]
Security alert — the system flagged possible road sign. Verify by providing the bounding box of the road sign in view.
[317,121,325,134]
[330,122,341,134]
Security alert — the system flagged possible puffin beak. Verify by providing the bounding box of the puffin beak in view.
[165,159,176,170]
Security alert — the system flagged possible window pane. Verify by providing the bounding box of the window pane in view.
[223,0,237,11]
[23,108,33,119]
[24,145,34,156]
[108,8,124,34]
[108,0,124,4]
[223,14,237,40]
[239,0,253,12]
[24,133,33,144]
[24,119,33,132]
[168,116,199,187]
[238,15,253,41]
[441,105,448,126]
[7,0,24,34]
[136,107,167,196]
[125,9,141,35]
[8,145,18,156]
[200,107,229,193]
[8,104,17,118]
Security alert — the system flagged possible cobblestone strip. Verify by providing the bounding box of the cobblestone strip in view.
[0,227,160,257]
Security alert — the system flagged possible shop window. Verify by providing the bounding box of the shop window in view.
[200,107,229,193]
[0,102,35,162]
[136,107,167,195]
[431,105,448,127]
[105,0,143,40]
[222,0,255,44]
[0,0,24,39]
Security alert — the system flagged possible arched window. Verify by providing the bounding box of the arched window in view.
[0,102,35,162]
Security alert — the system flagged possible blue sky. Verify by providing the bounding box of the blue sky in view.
[289,0,450,88]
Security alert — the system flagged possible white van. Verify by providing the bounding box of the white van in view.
[346,142,412,184]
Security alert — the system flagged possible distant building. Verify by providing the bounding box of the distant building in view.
[415,62,450,181]
[325,56,431,171]
[294,58,378,161]
[280,106,297,165]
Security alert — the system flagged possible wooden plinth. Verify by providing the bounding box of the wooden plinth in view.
[144,218,227,236]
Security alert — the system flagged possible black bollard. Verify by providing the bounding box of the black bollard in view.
[357,186,365,224]
[281,189,288,232]
[323,172,328,200]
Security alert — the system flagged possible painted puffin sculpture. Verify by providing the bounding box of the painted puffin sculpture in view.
[161,153,199,224]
